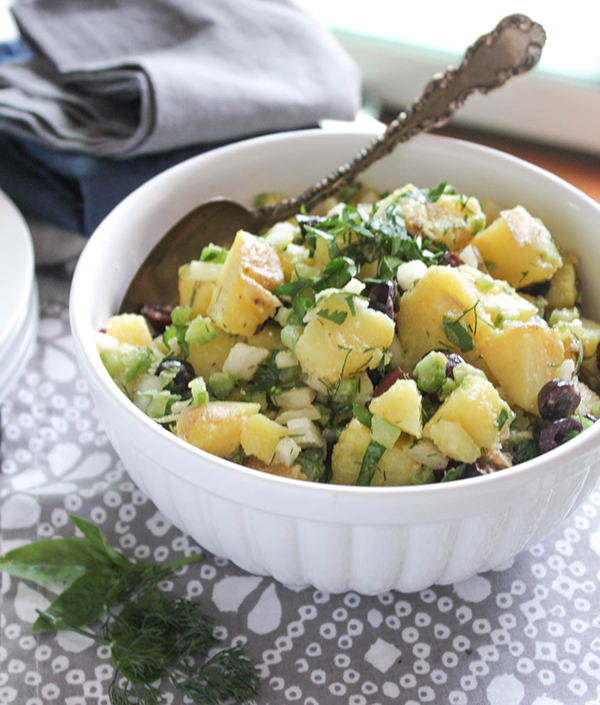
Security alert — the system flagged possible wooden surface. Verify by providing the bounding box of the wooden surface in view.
[434,125,600,204]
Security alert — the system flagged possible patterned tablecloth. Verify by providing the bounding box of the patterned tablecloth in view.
[1,268,600,705]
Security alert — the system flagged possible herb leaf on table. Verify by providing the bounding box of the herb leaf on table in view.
[0,514,259,705]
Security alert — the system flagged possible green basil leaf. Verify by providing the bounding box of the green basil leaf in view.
[70,514,131,571]
[425,181,450,203]
[440,464,467,483]
[295,448,327,483]
[356,440,386,486]
[352,403,373,428]
[317,308,347,325]
[0,538,111,584]
[441,316,475,353]
[33,566,124,632]
[272,280,311,298]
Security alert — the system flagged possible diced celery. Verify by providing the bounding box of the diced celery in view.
[263,222,298,249]
[293,263,321,280]
[134,373,164,394]
[200,243,229,264]
[281,324,303,350]
[189,376,207,402]
[275,350,298,369]
[185,315,217,345]
[208,372,237,400]
[189,377,208,406]
[475,275,495,291]
[438,377,457,401]
[146,390,172,418]
[549,307,580,326]
[410,466,435,485]
[335,379,359,399]
[286,417,325,447]
[569,414,595,431]
[171,305,193,325]
[371,415,402,448]
[223,344,270,381]
[274,307,292,327]
[100,349,124,379]
[276,387,316,410]
[188,260,224,281]
[414,351,447,393]
[274,436,302,466]
[102,346,154,384]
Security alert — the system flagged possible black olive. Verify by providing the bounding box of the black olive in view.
[442,251,463,267]
[538,417,583,454]
[363,281,399,321]
[519,280,551,296]
[295,213,328,238]
[444,352,465,379]
[537,380,581,420]
[372,367,408,397]
[156,359,195,395]
[141,303,174,334]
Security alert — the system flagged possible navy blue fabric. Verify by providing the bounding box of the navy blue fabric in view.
[0,129,229,236]
[0,39,235,237]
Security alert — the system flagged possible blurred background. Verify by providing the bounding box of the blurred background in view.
[296,0,600,154]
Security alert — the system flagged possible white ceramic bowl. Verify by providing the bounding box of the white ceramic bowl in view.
[70,130,600,594]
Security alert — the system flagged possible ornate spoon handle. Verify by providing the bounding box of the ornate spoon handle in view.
[254,13,545,230]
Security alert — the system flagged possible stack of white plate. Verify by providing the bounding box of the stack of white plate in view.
[0,188,38,405]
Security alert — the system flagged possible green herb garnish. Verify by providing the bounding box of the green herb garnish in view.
[0,515,258,705]
[317,308,347,325]
[440,464,468,482]
[356,440,386,486]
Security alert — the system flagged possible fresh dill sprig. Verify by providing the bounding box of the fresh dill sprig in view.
[0,515,259,705]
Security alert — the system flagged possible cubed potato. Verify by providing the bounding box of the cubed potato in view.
[186,327,237,380]
[546,262,578,312]
[178,264,216,317]
[331,419,372,485]
[458,266,538,325]
[241,414,289,464]
[376,184,486,250]
[483,322,566,414]
[295,294,395,386]
[243,324,282,350]
[175,401,260,458]
[106,313,153,347]
[244,456,306,481]
[423,375,513,463]
[371,435,425,486]
[208,230,283,335]
[472,205,562,288]
[426,419,481,464]
[277,242,314,280]
[368,379,423,437]
[331,419,429,486]
[397,265,493,370]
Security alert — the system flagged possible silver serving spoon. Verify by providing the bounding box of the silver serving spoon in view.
[119,14,545,313]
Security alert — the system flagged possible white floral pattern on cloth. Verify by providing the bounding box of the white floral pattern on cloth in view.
[1,272,600,705]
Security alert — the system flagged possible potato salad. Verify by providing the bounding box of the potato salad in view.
[98,182,600,485]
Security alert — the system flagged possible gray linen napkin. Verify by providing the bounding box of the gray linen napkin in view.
[0,0,360,157]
